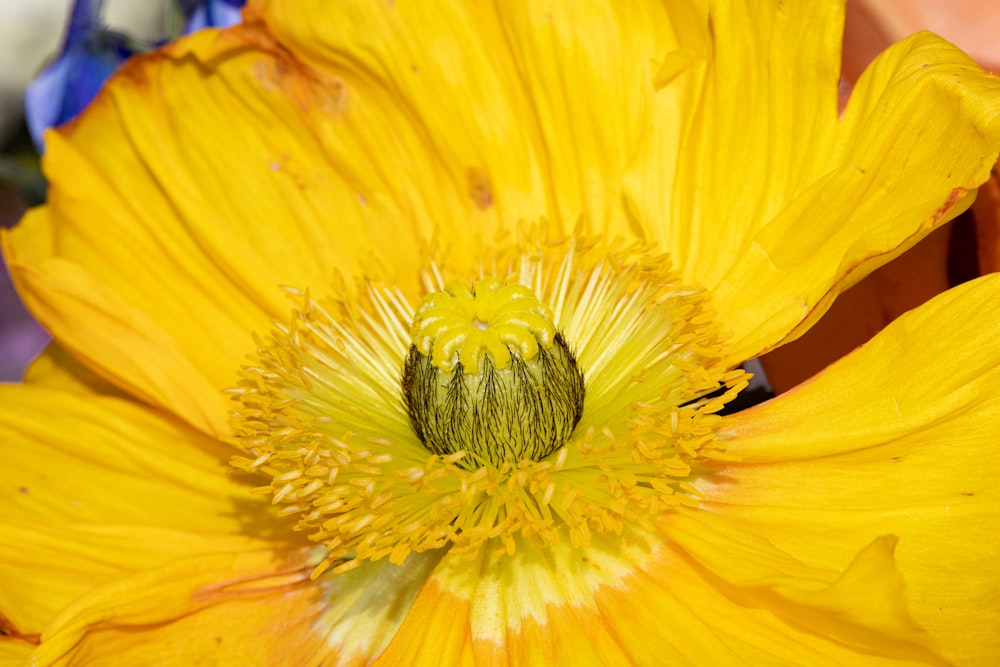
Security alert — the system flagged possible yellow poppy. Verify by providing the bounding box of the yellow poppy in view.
[3,0,1000,664]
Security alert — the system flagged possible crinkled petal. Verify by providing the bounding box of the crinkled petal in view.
[627,0,840,297]
[377,522,941,665]
[623,0,1000,363]
[660,511,944,664]
[710,31,1000,362]
[4,3,999,665]
[32,546,325,666]
[713,273,1000,665]
[32,546,443,667]
[0,523,278,639]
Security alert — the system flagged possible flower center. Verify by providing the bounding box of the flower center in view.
[402,279,585,469]
[228,241,748,576]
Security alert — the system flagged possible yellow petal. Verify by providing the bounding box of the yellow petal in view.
[0,523,277,639]
[32,546,327,666]
[379,535,647,666]
[378,523,938,665]
[0,637,35,663]
[660,511,943,663]
[621,0,1000,364]
[4,20,503,420]
[710,31,1000,362]
[22,342,125,398]
[0,384,257,529]
[627,0,840,293]
[714,273,1000,665]
[31,546,443,667]
[15,3,994,391]
[3,237,226,435]
[595,523,947,665]
[251,0,677,241]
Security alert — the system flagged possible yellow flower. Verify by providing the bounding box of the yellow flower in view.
[3,0,1000,664]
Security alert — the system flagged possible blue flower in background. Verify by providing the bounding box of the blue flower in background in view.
[24,0,136,152]
[25,0,245,152]
[183,0,245,33]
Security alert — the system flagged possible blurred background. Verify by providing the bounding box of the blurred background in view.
[0,1,168,380]
[0,0,997,392]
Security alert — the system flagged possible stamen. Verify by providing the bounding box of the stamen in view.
[228,239,746,573]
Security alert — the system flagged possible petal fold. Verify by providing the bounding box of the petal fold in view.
[630,0,842,292]
[0,523,277,639]
[31,546,444,667]
[3,236,226,435]
[712,31,1000,361]
[715,273,1000,665]
[380,524,939,665]
[661,511,944,664]
[32,546,327,666]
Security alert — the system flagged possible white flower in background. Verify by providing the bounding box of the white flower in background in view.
[0,0,166,142]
